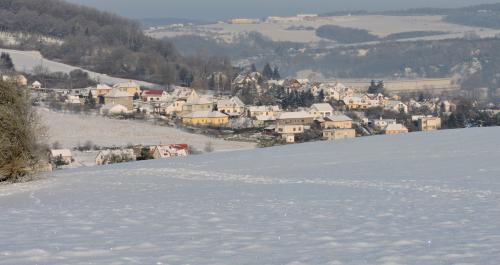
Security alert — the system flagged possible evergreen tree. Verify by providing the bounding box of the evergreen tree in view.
[262,63,274,80]
[317,89,326,102]
[251,64,257,72]
[272,67,281,80]
[0,53,14,70]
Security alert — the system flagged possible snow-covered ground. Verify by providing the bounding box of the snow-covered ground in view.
[39,108,255,152]
[148,15,500,44]
[1,127,500,264]
[0,48,156,87]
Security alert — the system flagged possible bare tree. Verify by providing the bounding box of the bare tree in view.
[203,142,215,153]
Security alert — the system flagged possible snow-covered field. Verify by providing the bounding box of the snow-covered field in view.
[0,48,155,87]
[148,15,500,44]
[39,108,255,152]
[1,127,499,264]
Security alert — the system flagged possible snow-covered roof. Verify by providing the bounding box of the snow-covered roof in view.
[50,149,72,157]
[255,115,277,121]
[248,105,280,112]
[113,81,139,89]
[324,114,353,122]
[385,123,408,131]
[105,89,133,98]
[217,97,245,108]
[96,84,112,90]
[278,111,314,120]
[311,103,333,112]
[182,111,227,118]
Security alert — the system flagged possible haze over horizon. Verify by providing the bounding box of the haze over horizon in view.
[67,0,500,21]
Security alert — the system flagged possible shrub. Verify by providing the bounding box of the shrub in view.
[0,80,45,182]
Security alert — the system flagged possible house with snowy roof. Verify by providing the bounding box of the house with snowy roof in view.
[276,111,315,126]
[309,103,333,118]
[104,89,134,111]
[318,114,353,129]
[247,105,281,118]
[217,97,245,116]
[383,123,409,135]
[182,111,229,126]
[49,149,73,165]
[151,144,189,159]
[113,81,140,96]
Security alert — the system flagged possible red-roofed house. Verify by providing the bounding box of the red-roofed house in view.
[142,89,169,102]
[152,144,189,159]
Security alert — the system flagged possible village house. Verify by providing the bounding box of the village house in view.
[113,81,141,96]
[31,81,42,90]
[384,100,409,113]
[370,118,397,131]
[319,114,353,129]
[247,105,281,118]
[254,115,277,127]
[182,111,229,126]
[151,144,189,159]
[104,89,134,111]
[95,149,136,165]
[384,123,409,135]
[49,149,73,165]
[276,111,315,126]
[65,95,82,105]
[182,96,214,113]
[323,128,356,141]
[342,95,370,110]
[141,89,169,102]
[418,116,442,131]
[217,97,245,116]
[309,103,334,118]
[95,84,113,100]
[276,124,304,143]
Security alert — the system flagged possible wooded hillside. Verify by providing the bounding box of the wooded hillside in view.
[0,0,231,86]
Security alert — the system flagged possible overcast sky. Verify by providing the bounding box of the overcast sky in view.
[67,0,500,20]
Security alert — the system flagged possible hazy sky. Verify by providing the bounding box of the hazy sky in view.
[67,0,500,20]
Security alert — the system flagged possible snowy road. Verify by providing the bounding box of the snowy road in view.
[1,127,500,264]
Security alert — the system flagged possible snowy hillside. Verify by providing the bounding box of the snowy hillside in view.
[0,48,156,87]
[1,127,500,264]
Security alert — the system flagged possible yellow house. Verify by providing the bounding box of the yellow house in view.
[323,128,356,140]
[418,117,442,131]
[320,114,353,129]
[113,81,141,96]
[104,89,134,110]
[182,111,229,126]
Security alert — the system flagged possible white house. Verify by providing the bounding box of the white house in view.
[309,103,333,118]
[49,149,73,165]
[95,149,136,165]
[152,144,189,159]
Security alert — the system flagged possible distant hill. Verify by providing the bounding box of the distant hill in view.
[0,0,230,86]
[140,17,213,28]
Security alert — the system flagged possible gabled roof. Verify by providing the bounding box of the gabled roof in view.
[311,103,333,112]
[324,114,352,122]
[50,149,72,157]
[278,111,314,120]
[385,123,408,131]
[218,97,245,108]
[182,111,227,118]
[105,89,133,98]
[143,89,165,96]
[96,84,112,90]
[113,81,139,89]
[248,105,280,112]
